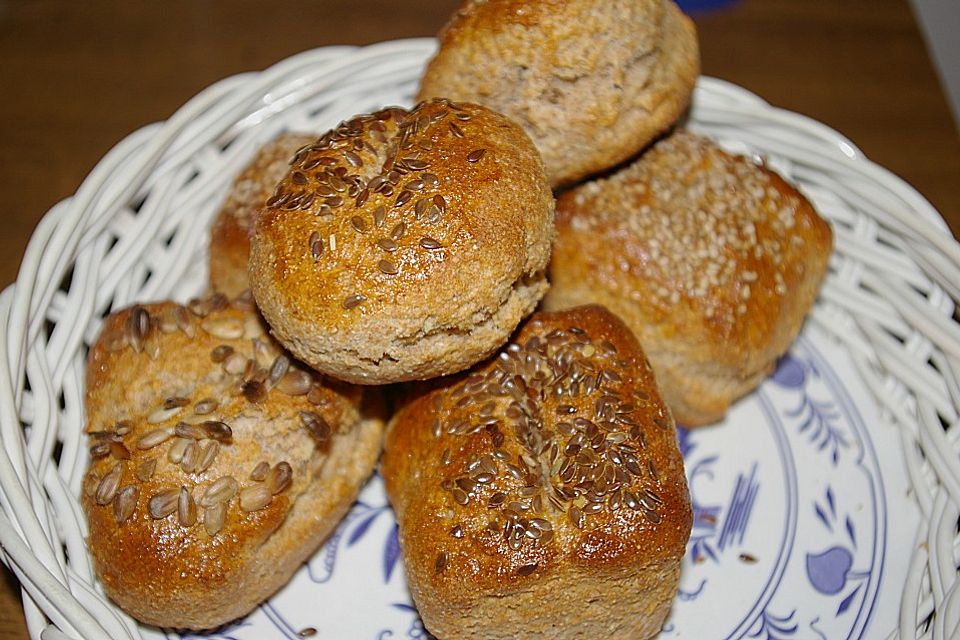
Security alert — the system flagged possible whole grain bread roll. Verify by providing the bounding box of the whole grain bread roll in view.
[544,130,833,426]
[82,293,384,629]
[382,305,691,640]
[249,99,554,385]
[418,0,699,187]
[209,132,316,297]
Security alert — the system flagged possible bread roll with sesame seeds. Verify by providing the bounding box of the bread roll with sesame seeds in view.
[81,293,384,630]
[544,130,833,426]
[209,132,317,298]
[249,99,555,385]
[417,0,699,187]
[382,305,691,640]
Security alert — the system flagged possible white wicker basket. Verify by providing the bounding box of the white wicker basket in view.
[1,39,958,640]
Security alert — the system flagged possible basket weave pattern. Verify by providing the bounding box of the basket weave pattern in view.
[0,40,957,640]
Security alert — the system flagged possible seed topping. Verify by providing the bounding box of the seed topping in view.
[428,322,668,550]
[466,149,486,163]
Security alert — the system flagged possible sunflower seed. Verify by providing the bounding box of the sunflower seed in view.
[126,306,151,352]
[204,503,227,536]
[266,355,290,388]
[242,380,267,403]
[147,405,182,424]
[175,422,206,440]
[96,463,124,505]
[268,462,294,494]
[180,441,200,473]
[167,437,190,463]
[200,476,239,507]
[239,485,273,512]
[148,489,179,519]
[193,398,218,415]
[178,486,197,527]
[250,461,270,482]
[210,344,234,363]
[196,441,219,473]
[110,441,131,460]
[137,428,172,450]
[224,352,249,375]
[201,317,244,340]
[89,441,110,459]
[276,370,312,396]
[113,485,139,524]
[136,458,157,482]
[174,306,194,336]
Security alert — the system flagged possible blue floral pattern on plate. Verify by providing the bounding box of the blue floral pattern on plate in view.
[158,327,916,640]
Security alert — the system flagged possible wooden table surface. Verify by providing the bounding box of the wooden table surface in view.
[0,0,958,637]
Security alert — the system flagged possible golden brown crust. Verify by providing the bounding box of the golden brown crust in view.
[418,0,699,187]
[544,130,833,425]
[249,100,554,385]
[209,133,317,298]
[82,294,384,629]
[382,305,691,639]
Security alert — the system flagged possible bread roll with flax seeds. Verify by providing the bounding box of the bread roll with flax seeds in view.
[81,293,384,629]
[249,99,554,385]
[418,0,699,187]
[383,305,691,640]
[544,130,833,426]
[209,132,316,297]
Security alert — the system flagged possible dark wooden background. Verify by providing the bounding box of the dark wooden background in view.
[0,0,958,636]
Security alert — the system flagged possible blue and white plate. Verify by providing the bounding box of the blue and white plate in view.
[155,323,918,640]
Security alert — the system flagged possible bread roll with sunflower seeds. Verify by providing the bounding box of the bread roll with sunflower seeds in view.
[418,0,699,187]
[382,305,691,640]
[544,130,833,426]
[249,99,554,385]
[81,293,384,629]
[209,132,317,297]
